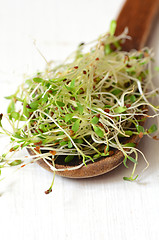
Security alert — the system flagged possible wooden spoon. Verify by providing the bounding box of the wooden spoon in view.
[28,0,159,178]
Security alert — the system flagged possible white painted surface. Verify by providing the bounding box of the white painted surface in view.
[0,0,159,239]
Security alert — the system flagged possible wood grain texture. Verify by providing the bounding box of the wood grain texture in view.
[115,0,159,51]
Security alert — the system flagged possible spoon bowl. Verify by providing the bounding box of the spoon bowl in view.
[28,0,159,178]
[28,133,141,178]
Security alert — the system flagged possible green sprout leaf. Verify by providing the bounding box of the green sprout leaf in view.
[64,155,74,163]
[93,125,104,138]
[33,77,43,83]
[126,66,136,73]
[76,103,84,115]
[9,160,22,166]
[136,125,145,133]
[68,141,73,148]
[125,131,133,136]
[74,139,83,144]
[60,141,68,146]
[130,95,136,103]
[56,101,65,107]
[20,116,27,121]
[5,94,16,100]
[10,112,20,120]
[104,44,112,55]
[91,116,99,124]
[101,152,109,156]
[7,100,15,114]
[65,79,76,91]
[123,175,138,181]
[111,89,122,95]
[123,156,128,168]
[10,145,19,151]
[104,105,112,108]
[114,106,127,113]
[127,155,138,164]
[93,153,101,159]
[13,132,23,139]
[124,143,136,148]
[70,79,75,88]
[42,93,48,103]
[72,119,80,132]
[23,98,30,118]
[148,124,157,134]
[65,113,73,123]
[30,101,39,110]
[110,20,117,36]
[123,176,131,181]
[113,41,121,50]
[118,130,133,137]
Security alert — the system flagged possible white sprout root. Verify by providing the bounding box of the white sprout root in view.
[0,21,159,183]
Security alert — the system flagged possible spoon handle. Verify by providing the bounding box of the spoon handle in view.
[115,0,159,51]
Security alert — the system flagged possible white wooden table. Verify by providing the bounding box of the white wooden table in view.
[0,0,159,239]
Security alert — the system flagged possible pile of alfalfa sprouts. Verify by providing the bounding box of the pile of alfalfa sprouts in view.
[0,21,159,193]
